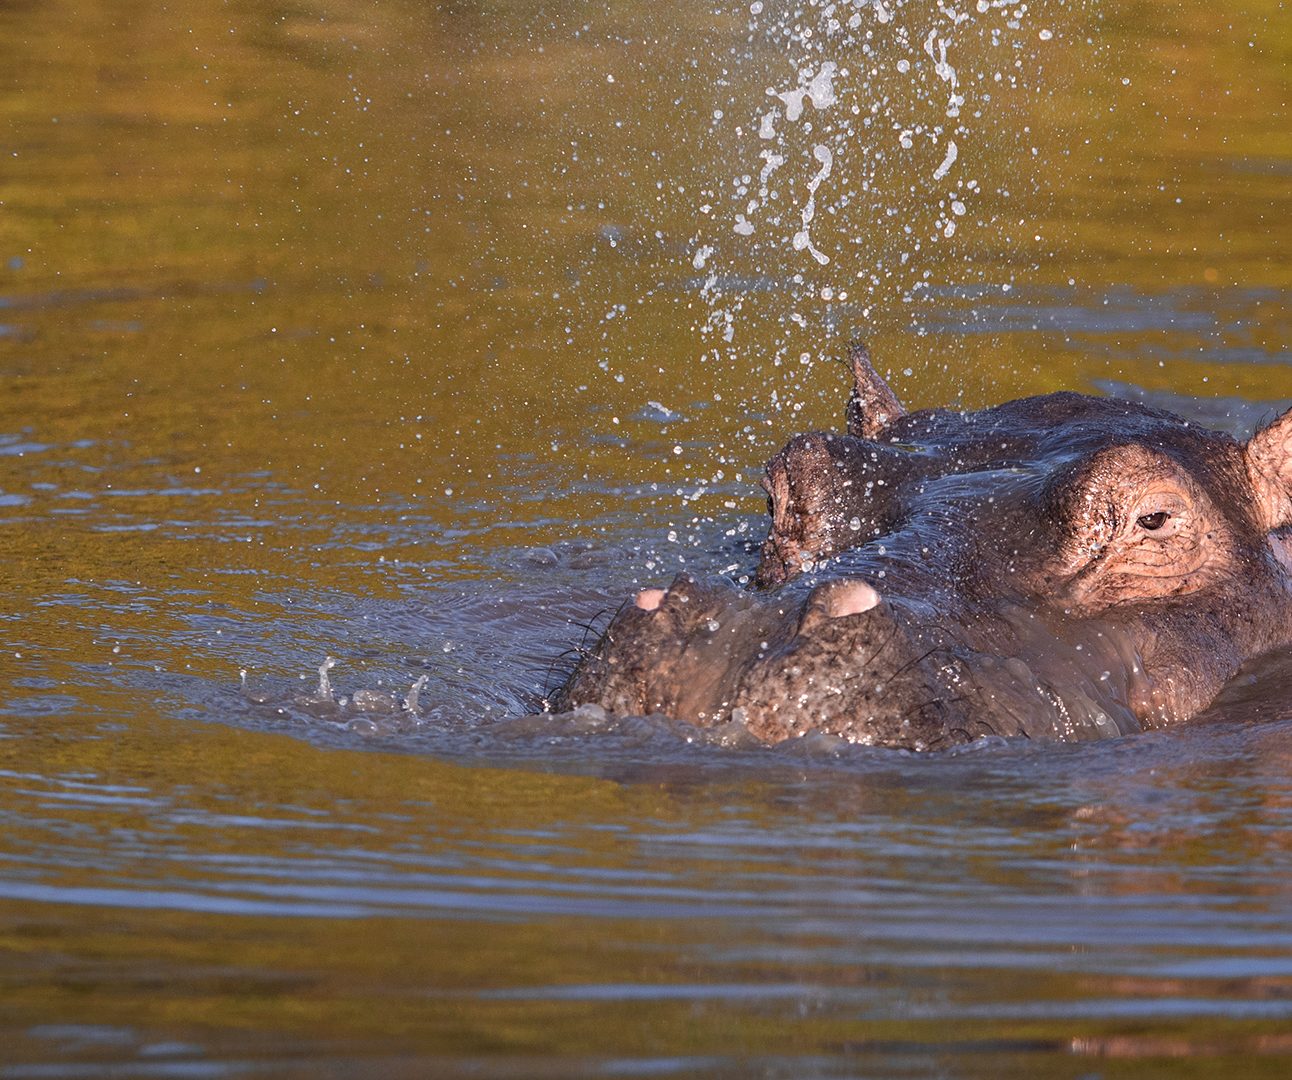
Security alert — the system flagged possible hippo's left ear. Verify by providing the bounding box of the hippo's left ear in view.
[1245,406,1292,530]
[845,341,906,439]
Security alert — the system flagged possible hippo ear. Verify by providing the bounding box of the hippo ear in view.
[845,340,906,439]
[1245,406,1292,530]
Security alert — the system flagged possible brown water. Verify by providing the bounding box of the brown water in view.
[2,1,1291,1076]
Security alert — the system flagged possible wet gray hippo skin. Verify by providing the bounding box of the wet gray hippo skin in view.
[552,344,1292,749]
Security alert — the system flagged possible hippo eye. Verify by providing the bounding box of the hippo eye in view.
[1137,511,1170,531]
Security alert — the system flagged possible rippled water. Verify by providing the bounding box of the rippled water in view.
[2,1,1291,1076]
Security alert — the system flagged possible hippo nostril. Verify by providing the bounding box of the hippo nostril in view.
[761,465,792,529]
[635,588,666,612]
[825,579,881,617]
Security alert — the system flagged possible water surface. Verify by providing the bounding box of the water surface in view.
[2,1,1291,1076]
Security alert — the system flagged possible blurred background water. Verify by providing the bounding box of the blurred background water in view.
[1,1,1291,1076]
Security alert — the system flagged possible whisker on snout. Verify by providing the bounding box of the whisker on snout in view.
[538,605,623,709]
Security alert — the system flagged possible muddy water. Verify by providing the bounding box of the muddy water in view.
[2,1,1291,1076]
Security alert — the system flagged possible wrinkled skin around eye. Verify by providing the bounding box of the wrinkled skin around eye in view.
[1045,447,1238,610]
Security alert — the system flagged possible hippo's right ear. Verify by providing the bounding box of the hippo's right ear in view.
[1245,406,1292,530]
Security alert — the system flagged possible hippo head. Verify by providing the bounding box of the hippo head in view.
[552,344,1292,748]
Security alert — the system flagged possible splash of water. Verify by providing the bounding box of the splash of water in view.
[694,0,1064,355]
[239,661,434,734]
[404,674,429,712]
[316,656,337,702]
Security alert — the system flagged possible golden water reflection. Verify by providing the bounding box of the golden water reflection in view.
[1,0,1291,1074]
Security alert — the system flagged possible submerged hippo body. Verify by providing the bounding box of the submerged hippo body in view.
[552,345,1292,749]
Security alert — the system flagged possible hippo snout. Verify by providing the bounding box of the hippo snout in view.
[557,570,970,746]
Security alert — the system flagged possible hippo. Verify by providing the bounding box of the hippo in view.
[550,343,1292,749]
